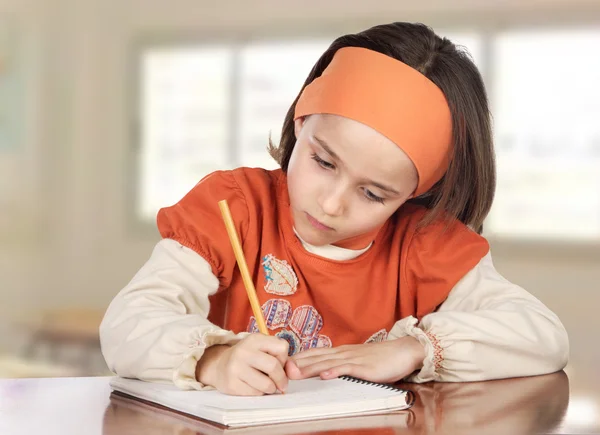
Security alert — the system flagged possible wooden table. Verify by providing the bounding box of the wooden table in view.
[0,367,597,434]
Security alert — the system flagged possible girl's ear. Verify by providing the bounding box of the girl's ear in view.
[294,117,305,139]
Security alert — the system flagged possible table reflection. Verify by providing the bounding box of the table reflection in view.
[102,371,569,435]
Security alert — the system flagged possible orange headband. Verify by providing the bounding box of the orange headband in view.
[294,46,453,196]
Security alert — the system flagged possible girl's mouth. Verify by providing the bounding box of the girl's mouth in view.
[305,213,334,231]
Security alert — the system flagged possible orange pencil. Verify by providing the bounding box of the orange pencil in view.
[218,199,269,336]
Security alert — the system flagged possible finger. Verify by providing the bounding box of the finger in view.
[224,379,265,396]
[239,367,279,395]
[255,336,290,366]
[249,351,289,393]
[293,358,348,379]
[293,354,345,370]
[285,359,304,380]
[319,363,364,380]
[292,346,340,361]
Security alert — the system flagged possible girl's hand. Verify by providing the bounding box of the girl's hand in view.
[285,336,426,384]
[195,334,289,396]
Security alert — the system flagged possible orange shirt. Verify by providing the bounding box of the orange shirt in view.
[157,168,489,355]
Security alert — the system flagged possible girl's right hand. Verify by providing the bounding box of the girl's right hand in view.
[195,334,289,396]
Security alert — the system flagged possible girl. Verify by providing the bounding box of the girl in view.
[100,22,568,396]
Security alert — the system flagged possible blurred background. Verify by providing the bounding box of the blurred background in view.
[0,0,598,386]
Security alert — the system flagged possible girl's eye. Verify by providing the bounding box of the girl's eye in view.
[364,189,385,204]
[311,153,335,170]
[310,152,385,204]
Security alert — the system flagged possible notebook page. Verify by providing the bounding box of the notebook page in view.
[206,377,401,410]
[111,377,405,411]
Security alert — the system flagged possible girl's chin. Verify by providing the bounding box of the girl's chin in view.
[295,226,337,247]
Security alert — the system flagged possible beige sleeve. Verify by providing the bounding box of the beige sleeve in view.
[389,252,569,383]
[99,239,249,390]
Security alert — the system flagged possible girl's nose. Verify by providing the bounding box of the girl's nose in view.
[319,185,346,217]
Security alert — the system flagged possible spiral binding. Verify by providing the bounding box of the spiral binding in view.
[339,375,416,407]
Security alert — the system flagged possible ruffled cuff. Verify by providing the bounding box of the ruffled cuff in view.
[173,328,250,390]
[388,316,443,383]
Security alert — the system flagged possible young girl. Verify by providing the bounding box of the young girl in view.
[100,22,568,396]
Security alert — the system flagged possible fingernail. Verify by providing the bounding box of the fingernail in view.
[322,371,330,376]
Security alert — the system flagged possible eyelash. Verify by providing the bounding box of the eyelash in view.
[311,153,335,170]
[310,153,386,205]
[363,189,386,204]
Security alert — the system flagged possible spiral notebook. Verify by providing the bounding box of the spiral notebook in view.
[109,376,414,428]
[108,391,413,434]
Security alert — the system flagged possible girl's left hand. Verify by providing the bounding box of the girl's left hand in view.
[285,336,426,384]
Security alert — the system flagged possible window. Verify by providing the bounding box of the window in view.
[137,40,329,222]
[489,30,600,240]
[138,46,233,221]
[136,29,600,242]
[238,41,330,169]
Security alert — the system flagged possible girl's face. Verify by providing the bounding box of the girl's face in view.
[287,114,418,247]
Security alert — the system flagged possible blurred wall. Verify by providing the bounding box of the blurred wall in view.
[0,0,599,366]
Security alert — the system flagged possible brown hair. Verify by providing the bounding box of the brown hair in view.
[268,22,496,234]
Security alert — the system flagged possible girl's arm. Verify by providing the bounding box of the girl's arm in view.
[99,238,248,390]
[389,252,569,382]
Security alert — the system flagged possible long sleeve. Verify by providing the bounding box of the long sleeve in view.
[389,252,569,382]
[99,239,248,390]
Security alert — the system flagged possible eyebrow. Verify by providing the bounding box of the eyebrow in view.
[313,135,341,161]
[312,135,402,196]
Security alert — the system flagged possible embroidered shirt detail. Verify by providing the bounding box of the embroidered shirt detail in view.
[425,331,444,371]
[301,334,332,352]
[245,299,332,355]
[290,305,323,339]
[246,316,258,334]
[365,328,388,343]
[263,299,293,330]
[247,299,293,332]
[276,329,301,356]
[262,254,298,296]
